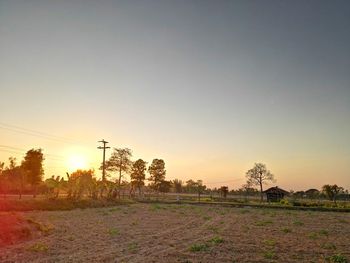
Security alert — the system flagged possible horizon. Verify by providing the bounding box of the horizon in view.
[1,0,349,191]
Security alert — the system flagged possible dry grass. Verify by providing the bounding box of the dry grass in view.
[0,204,349,262]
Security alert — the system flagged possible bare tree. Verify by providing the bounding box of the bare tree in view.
[246,163,275,202]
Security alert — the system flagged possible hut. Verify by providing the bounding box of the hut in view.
[263,186,289,202]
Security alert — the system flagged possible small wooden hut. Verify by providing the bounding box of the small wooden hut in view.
[263,186,289,202]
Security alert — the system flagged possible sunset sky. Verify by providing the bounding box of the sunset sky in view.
[0,0,349,190]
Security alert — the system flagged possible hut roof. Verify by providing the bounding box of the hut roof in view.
[263,186,289,194]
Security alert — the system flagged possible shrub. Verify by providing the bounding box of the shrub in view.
[27,243,48,252]
[190,243,209,252]
[210,236,224,245]
[328,254,347,263]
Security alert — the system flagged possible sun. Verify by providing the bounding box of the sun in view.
[67,154,88,171]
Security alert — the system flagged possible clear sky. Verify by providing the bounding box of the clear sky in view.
[1,0,349,190]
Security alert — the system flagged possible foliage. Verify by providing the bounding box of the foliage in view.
[172,178,183,193]
[106,148,132,187]
[130,159,147,195]
[148,159,166,191]
[22,149,44,188]
[322,184,344,204]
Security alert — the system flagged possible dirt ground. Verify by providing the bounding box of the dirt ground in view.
[0,203,349,263]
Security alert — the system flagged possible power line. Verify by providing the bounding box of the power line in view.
[0,145,65,160]
[0,122,88,145]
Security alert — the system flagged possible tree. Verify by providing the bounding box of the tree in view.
[106,148,132,192]
[185,179,197,193]
[246,163,275,202]
[322,184,344,204]
[159,180,171,193]
[21,149,44,197]
[148,159,166,192]
[172,179,183,193]
[130,159,147,196]
[4,157,25,199]
[194,180,206,202]
[219,186,229,198]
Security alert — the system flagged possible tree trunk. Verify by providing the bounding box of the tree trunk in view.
[260,182,263,202]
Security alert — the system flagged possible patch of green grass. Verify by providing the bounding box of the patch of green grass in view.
[240,209,250,214]
[328,254,348,263]
[27,243,48,252]
[203,216,212,220]
[308,232,318,240]
[281,227,292,233]
[263,250,276,260]
[263,239,276,247]
[189,243,209,252]
[255,220,273,226]
[108,228,119,236]
[210,236,224,245]
[128,242,138,253]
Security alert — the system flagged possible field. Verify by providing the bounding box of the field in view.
[1,203,349,263]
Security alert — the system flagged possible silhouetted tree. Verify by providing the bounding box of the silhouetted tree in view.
[45,175,64,199]
[185,179,197,193]
[159,180,171,193]
[106,148,132,197]
[195,180,206,202]
[148,159,166,192]
[172,179,183,193]
[322,184,344,204]
[220,186,229,198]
[130,159,147,196]
[21,149,44,197]
[246,163,275,202]
[66,169,96,199]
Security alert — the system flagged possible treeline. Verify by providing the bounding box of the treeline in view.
[0,147,215,200]
[0,149,348,204]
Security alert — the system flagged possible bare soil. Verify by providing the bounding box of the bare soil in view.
[0,203,349,262]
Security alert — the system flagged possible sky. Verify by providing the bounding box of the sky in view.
[0,0,349,190]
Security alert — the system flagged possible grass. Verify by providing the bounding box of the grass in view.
[308,232,319,240]
[26,218,54,235]
[189,243,209,252]
[210,236,224,245]
[319,229,329,236]
[263,239,276,247]
[27,243,48,252]
[263,250,276,260]
[108,228,119,236]
[0,198,133,211]
[328,254,348,263]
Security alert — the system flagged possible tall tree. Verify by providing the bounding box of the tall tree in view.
[195,180,206,202]
[106,148,132,188]
[148,159,166,192]
[21,149,44,197]
[130,159,147,195]
[172,179,183,193]
[322,184,344,204]
[246,163,275,202]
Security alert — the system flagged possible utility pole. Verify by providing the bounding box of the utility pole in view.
[98,139,110,181]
